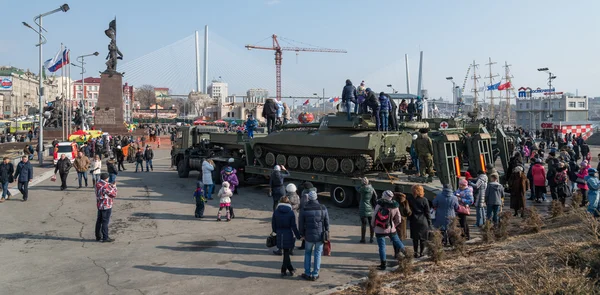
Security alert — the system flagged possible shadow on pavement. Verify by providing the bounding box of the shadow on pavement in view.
[0,232,96,243]
[133,265,278,279]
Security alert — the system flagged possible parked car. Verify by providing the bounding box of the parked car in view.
[53,142,78,165]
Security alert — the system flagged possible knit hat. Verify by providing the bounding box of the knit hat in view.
[361,177,369,185]
[383,190,394,200]
[222,181,230,188]
[366,87,372,92]
[224,166,233,173]
[458,178,468,187]
[308,191,318,201]
[513,166,524,173]
[286,183,297,193]
[196,181,203,188]
[303,182,314,189]
[580,160,588,167]
[588,168,597,175]
[228,158,234,163]
[274,165,281,171]
[443,183,452,190]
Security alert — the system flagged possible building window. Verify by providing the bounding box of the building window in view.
[568,102,576,108]
[526,103,529,109]
[578,102,585,108]
[77,85,82,90]
[77,93,82,99]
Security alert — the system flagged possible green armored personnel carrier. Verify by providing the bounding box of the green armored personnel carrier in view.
[249,112,429,175]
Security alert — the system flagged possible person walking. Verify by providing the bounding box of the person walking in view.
[270,165,290,211]
[509,166,529,217]
[554,162,571,206]
[115,145,126,171]
[95,173,118,243]
[221,164,239,218]
[432,184,459,246]
[106,157,118,184]
[485,173,504,224]
[14,155,33,202]
[577,160,591,207]
[469,170,488,226]
[341,79,357,121]
[91,155,102,186]
[135,148,145,172]
[372,190,407,270]
[74,152,91,188]
[54,154,72,191]
[0,157,14,202]
[272,196,301,277]
[585,168,599,216]
[144,146,154,172]
[408,185,431,258]
[216,181,233,221]
[286,183,300,213]
[193,181,205,218]
[358,177,376,243]
[201,159,215,200]
[531,158,547,203]
[298,191,329,281]
[454,178,473,240]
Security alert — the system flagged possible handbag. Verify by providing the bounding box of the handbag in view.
[456,204,471,215]
[266,233,277,248]
[50,174,57,182]
[323,240,331,256]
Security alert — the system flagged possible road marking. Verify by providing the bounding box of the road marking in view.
[7,169,56,197]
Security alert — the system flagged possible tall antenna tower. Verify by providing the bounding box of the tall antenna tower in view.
[471,60,481,119]
[485,57,499,117]
[503,61,515,125]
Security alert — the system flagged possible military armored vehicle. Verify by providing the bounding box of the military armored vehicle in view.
[249,112,428,175]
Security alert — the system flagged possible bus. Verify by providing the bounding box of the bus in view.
[9,121,34,134]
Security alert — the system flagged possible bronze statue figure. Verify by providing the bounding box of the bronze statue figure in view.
[104,18,123,74]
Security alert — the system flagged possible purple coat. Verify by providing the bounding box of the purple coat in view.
[221,168,239,192]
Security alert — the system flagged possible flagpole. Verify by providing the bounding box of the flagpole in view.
[61,43,65,141]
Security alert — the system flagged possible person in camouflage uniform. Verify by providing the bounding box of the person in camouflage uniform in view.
[415,128,434,181]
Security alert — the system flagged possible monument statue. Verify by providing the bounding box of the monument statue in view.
[104,18,123,74]
[43,99,64,128]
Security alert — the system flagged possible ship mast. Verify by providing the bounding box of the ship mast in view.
[486,57,499,118]
[471,60,480,119]
[503,61,515,125]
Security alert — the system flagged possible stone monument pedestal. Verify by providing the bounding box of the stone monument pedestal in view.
[94,72,128,134]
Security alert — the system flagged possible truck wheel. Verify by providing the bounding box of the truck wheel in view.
[177,159,190,178]
[330,185,355,208]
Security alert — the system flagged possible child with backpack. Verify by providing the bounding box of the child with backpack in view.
[193,181,206,218]
[217,181,233,221]
[371,190,407,270]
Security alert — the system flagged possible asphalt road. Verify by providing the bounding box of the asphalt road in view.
[0,149,387,295]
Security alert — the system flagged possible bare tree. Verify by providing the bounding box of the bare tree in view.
[134,85,155,109]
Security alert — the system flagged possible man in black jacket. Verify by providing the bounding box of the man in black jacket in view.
[115,145,126,171]
[341,79,357,121]
[0,157,14,202]
[365,88,380,130]
[14,156,33,201]
[298,191,330,281]
[407,99,416,121]
[262,98,278,134]
[54,154,72,191]
[144,146,154,172]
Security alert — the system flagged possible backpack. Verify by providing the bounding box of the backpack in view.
[374,206,392,229]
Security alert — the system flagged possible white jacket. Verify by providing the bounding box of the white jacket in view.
[202,160,214,184]
[92,160,102,175]
[218,187,233,204]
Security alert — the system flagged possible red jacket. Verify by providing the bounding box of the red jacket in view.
[531,163,546,187]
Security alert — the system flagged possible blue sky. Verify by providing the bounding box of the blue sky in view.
[2,0,599,100]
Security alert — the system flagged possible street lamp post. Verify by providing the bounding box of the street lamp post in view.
[537,67,557,123]
[445,77,455,113]
[386,84,396,94]
[77,52,99,130]
[23,3,69,166]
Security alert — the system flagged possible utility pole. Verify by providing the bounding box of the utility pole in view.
[485,57,499,118]
[503,61,514,125]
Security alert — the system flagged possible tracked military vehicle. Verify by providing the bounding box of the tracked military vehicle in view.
[249,112,428,175]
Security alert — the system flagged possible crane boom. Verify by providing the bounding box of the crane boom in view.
[245,34,346,101]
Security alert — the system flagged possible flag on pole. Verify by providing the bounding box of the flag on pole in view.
[498,81,511,90]
[328,97,340,103]
[487,82,500,91]
[44,48,70,72]
[303,99,309,105]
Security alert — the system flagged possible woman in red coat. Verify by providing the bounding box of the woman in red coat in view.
[531,158,546,203]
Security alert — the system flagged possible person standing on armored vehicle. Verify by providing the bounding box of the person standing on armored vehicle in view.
[407,99,416,121]
[415,128,434,181]
[365,88,380,129]
[245,114,258,139]
[262,98,278,134]
[378,92,391,132]
[341,79,357,121]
